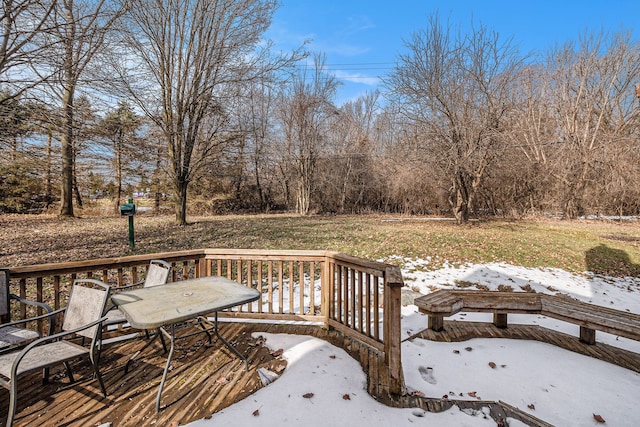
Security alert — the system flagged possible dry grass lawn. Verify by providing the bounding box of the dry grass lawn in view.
[1,212,640,276]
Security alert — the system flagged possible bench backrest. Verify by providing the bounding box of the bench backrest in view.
[453,290,543,313]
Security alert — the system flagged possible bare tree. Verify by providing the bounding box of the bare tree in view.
[543,30,640,218]
[277,54,338,214]
[246,79,281,211]
[387,14,525,223]
[119,0,298,225]
[37,0,125,217]
[318,91,378,213]
[0,0,56,103]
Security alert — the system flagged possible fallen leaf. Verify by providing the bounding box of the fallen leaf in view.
[442,394,449,399]
[468,391,477,397]
[453,350,460,354]
[528,404,535,410]
[465,347,473,352]
[303,392,314,399]
[593,414,606,423]
[488,362,496,369]
[252,409,260,416]
[342,393,351,400]
[329,354,336,359]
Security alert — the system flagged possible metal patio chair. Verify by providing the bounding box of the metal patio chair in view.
[0,270,54,354]
[102,260,172,350]
[104,259,172,329]
[0,278,111,427]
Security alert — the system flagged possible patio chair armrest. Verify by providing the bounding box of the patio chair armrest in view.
[0,306,64,335]
[9,294,54,314]
[10,315,108,377]
[110,280,144,293]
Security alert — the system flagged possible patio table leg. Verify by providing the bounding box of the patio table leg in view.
[124,330,164,374]
[209,312,249,371]
[156,324,175,413]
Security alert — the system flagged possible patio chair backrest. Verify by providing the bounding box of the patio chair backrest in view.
[0,270,8,318]
[61,279,110,340]
[143,259,171,288]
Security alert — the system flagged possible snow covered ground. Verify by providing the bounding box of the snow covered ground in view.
[188,261,640,427]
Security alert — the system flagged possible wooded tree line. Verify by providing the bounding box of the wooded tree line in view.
[1,3,639,224]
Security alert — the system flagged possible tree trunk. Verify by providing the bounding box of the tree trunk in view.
[296,178,310,215]
[72,138,83,208]
[175,179,188,225]
[450,170,471,224]
[153,142,162,213]
[73,169,83,207]
[114,143,122,213]
[59,85,75,217]
[45,131,53,208]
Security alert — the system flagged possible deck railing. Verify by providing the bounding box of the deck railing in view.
[2,249,405,395]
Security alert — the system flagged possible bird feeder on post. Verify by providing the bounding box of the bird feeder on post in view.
[119,198,136,249]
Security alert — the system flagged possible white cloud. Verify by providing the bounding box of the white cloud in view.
[332,70,380,86]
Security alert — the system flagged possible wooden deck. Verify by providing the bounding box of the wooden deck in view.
[0,322,324,427]
[2,320,640,427]
[408,320,640,373]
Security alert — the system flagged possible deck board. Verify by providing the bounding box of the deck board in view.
[2,320,640,426]
[410,320,640,373]
[0,322,302,427]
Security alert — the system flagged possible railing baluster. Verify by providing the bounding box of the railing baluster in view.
[365,273,372,337]
[309,261,315,315]
[373,276,380,341]
[357,271,363,333]
[19,278,26,320]
[257,260,263,314]
[267,261,273,314]
[276,261,282,314]
[246,261,253,313]
[288,261,294,314]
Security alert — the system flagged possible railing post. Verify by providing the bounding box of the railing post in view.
[0,269,9,324]
[383,265,405,395]
[321,258,332,329]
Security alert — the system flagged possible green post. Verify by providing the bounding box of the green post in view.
[128,198,135,249]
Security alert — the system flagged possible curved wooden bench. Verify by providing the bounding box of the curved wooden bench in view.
[414,290,640,345]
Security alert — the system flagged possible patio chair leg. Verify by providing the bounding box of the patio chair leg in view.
[7,377,18,427]
[41,367,50,385]
[63,362,75,384]
[90,352,108,398]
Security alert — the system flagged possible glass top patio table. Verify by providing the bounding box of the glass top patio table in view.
[111,275,260,329]
[110,275,260,412]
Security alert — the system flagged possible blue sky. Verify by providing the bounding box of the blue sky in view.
[266,0,640,105]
